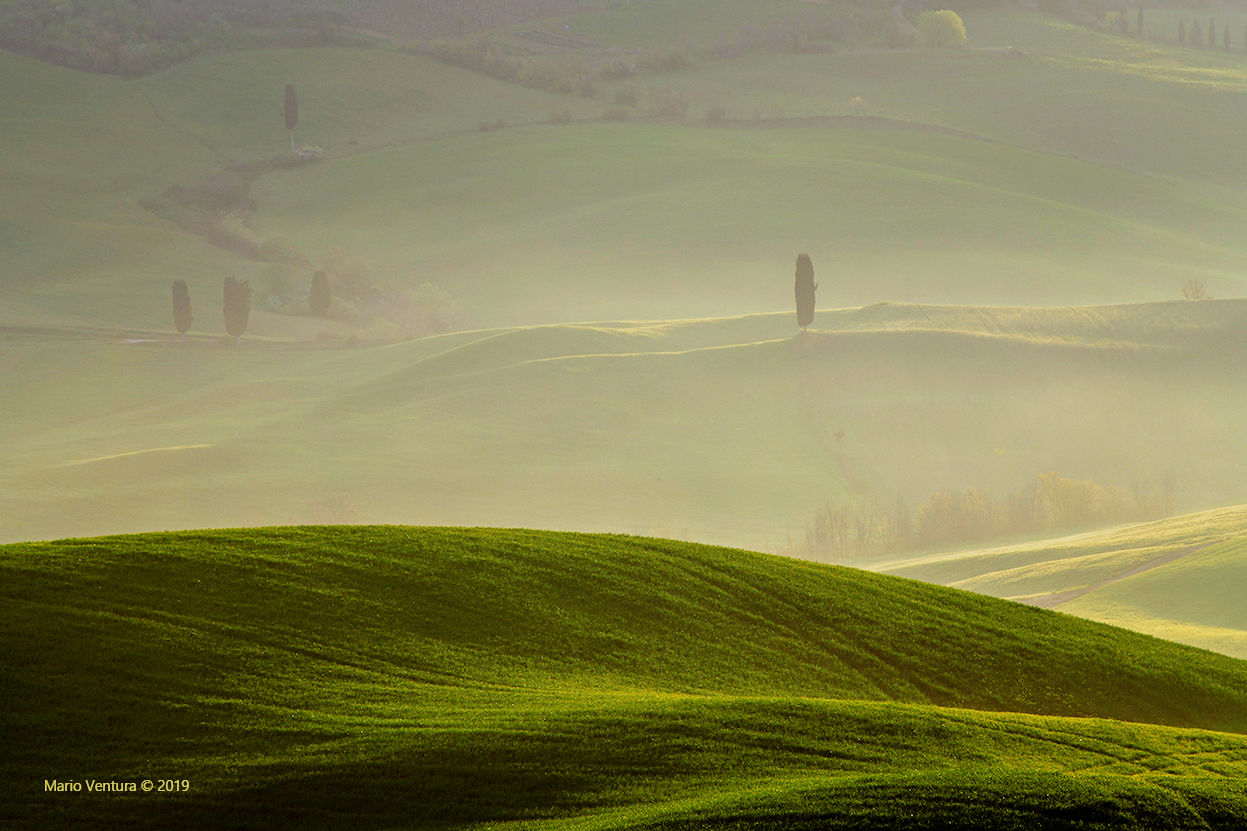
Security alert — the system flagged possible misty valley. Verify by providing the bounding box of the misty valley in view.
[5,0,1247,828]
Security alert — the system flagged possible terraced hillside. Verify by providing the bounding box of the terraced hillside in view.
[5,526,1247,829]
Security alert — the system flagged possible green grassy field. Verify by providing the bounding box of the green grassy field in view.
[5,301,1247,554]
[6,526,1247,829]
[9,8,1247,825]
[8,9,1247,331]
[877,504,1247,659]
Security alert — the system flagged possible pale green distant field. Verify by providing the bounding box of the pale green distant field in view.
[1062,535,1247,659]
[7,10,1247,332]
[251,119,1247,326]
[880,505,1247,658]
[4,301,1247,556]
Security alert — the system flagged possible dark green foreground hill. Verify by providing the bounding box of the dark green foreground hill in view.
[4,527,1247,829]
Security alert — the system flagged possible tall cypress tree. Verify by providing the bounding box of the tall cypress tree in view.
[172,279,192,335]
[1226,23,1232,51]
[1178,18,1185,43]
[795,253,817,332]
[1209,18,1216,48]
[223,275,251,341]
[309,270,331,317]
[1136,6,1143,36]
[284,84,298,152]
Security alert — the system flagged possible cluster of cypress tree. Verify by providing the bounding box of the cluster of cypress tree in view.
[171,269,333,340]
[1176,16,1232,50]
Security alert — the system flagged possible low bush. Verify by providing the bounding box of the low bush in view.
[917,10,967,47]
[649,87,687,118]
[791,471,1175,560]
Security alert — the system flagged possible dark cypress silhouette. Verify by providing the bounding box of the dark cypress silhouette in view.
[223,275,251,341]
[795,253,817,331]
[284,84,298,151]
[1210,18,1216,48]
[309,270,331,317]
[1226,23,1231,51]
[1178,18,1185,43]
[1136,6,1143,36]
[172,279,192,335]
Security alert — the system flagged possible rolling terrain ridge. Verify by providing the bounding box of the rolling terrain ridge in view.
[5,526,1247,829]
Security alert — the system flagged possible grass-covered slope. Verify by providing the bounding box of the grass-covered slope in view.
[879,505,1247,659]
[5,300,1247,549]
[1061,535,1247,661]
[251,116,1247,325]
[10,10,1247,332]
[5,526,1247,829]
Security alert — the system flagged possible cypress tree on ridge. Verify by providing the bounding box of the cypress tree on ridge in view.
[309,270,331,318]
[223,275,251,341]
[284,84,298,152]
[795,253,817,332]
[172,279,192,335]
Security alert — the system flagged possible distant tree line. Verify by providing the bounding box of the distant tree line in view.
[171,257,464,343]
[783,471,1177,561]
[0,0,361,76]
[1104,6,1239,51]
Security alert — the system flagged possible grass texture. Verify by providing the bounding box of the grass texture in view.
[881,505,1247,659]
[5,525,1247,829]
[9,10,1247,330]
[5,300,1247,552]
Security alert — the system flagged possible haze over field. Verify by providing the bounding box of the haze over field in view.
[7,0,1247,826]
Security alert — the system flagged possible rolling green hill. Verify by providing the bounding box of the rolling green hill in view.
[880,505,1247,660]
[4,300,1247,551]
[8,9,1247,333]
[6,526,1247,829]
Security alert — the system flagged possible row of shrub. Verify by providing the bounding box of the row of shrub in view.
[409,37,652,98]
[0,0,366,76]
[255,251,468,340]
[415,5,972,102]
[140,147,322,260]
[784,471,1177,561]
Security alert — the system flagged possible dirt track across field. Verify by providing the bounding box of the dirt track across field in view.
[1026,542,1219,609]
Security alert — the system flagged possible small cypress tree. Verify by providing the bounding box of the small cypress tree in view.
[1136,6,1143,36]
[794,253,817,332]
[1225,23,1232,51]
[1178,18,1185,43]
[284,84,298,152]
[309,270,331,317]
[1209,18,1215,48]
[172,279,192,335]
[223,275,251,341]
